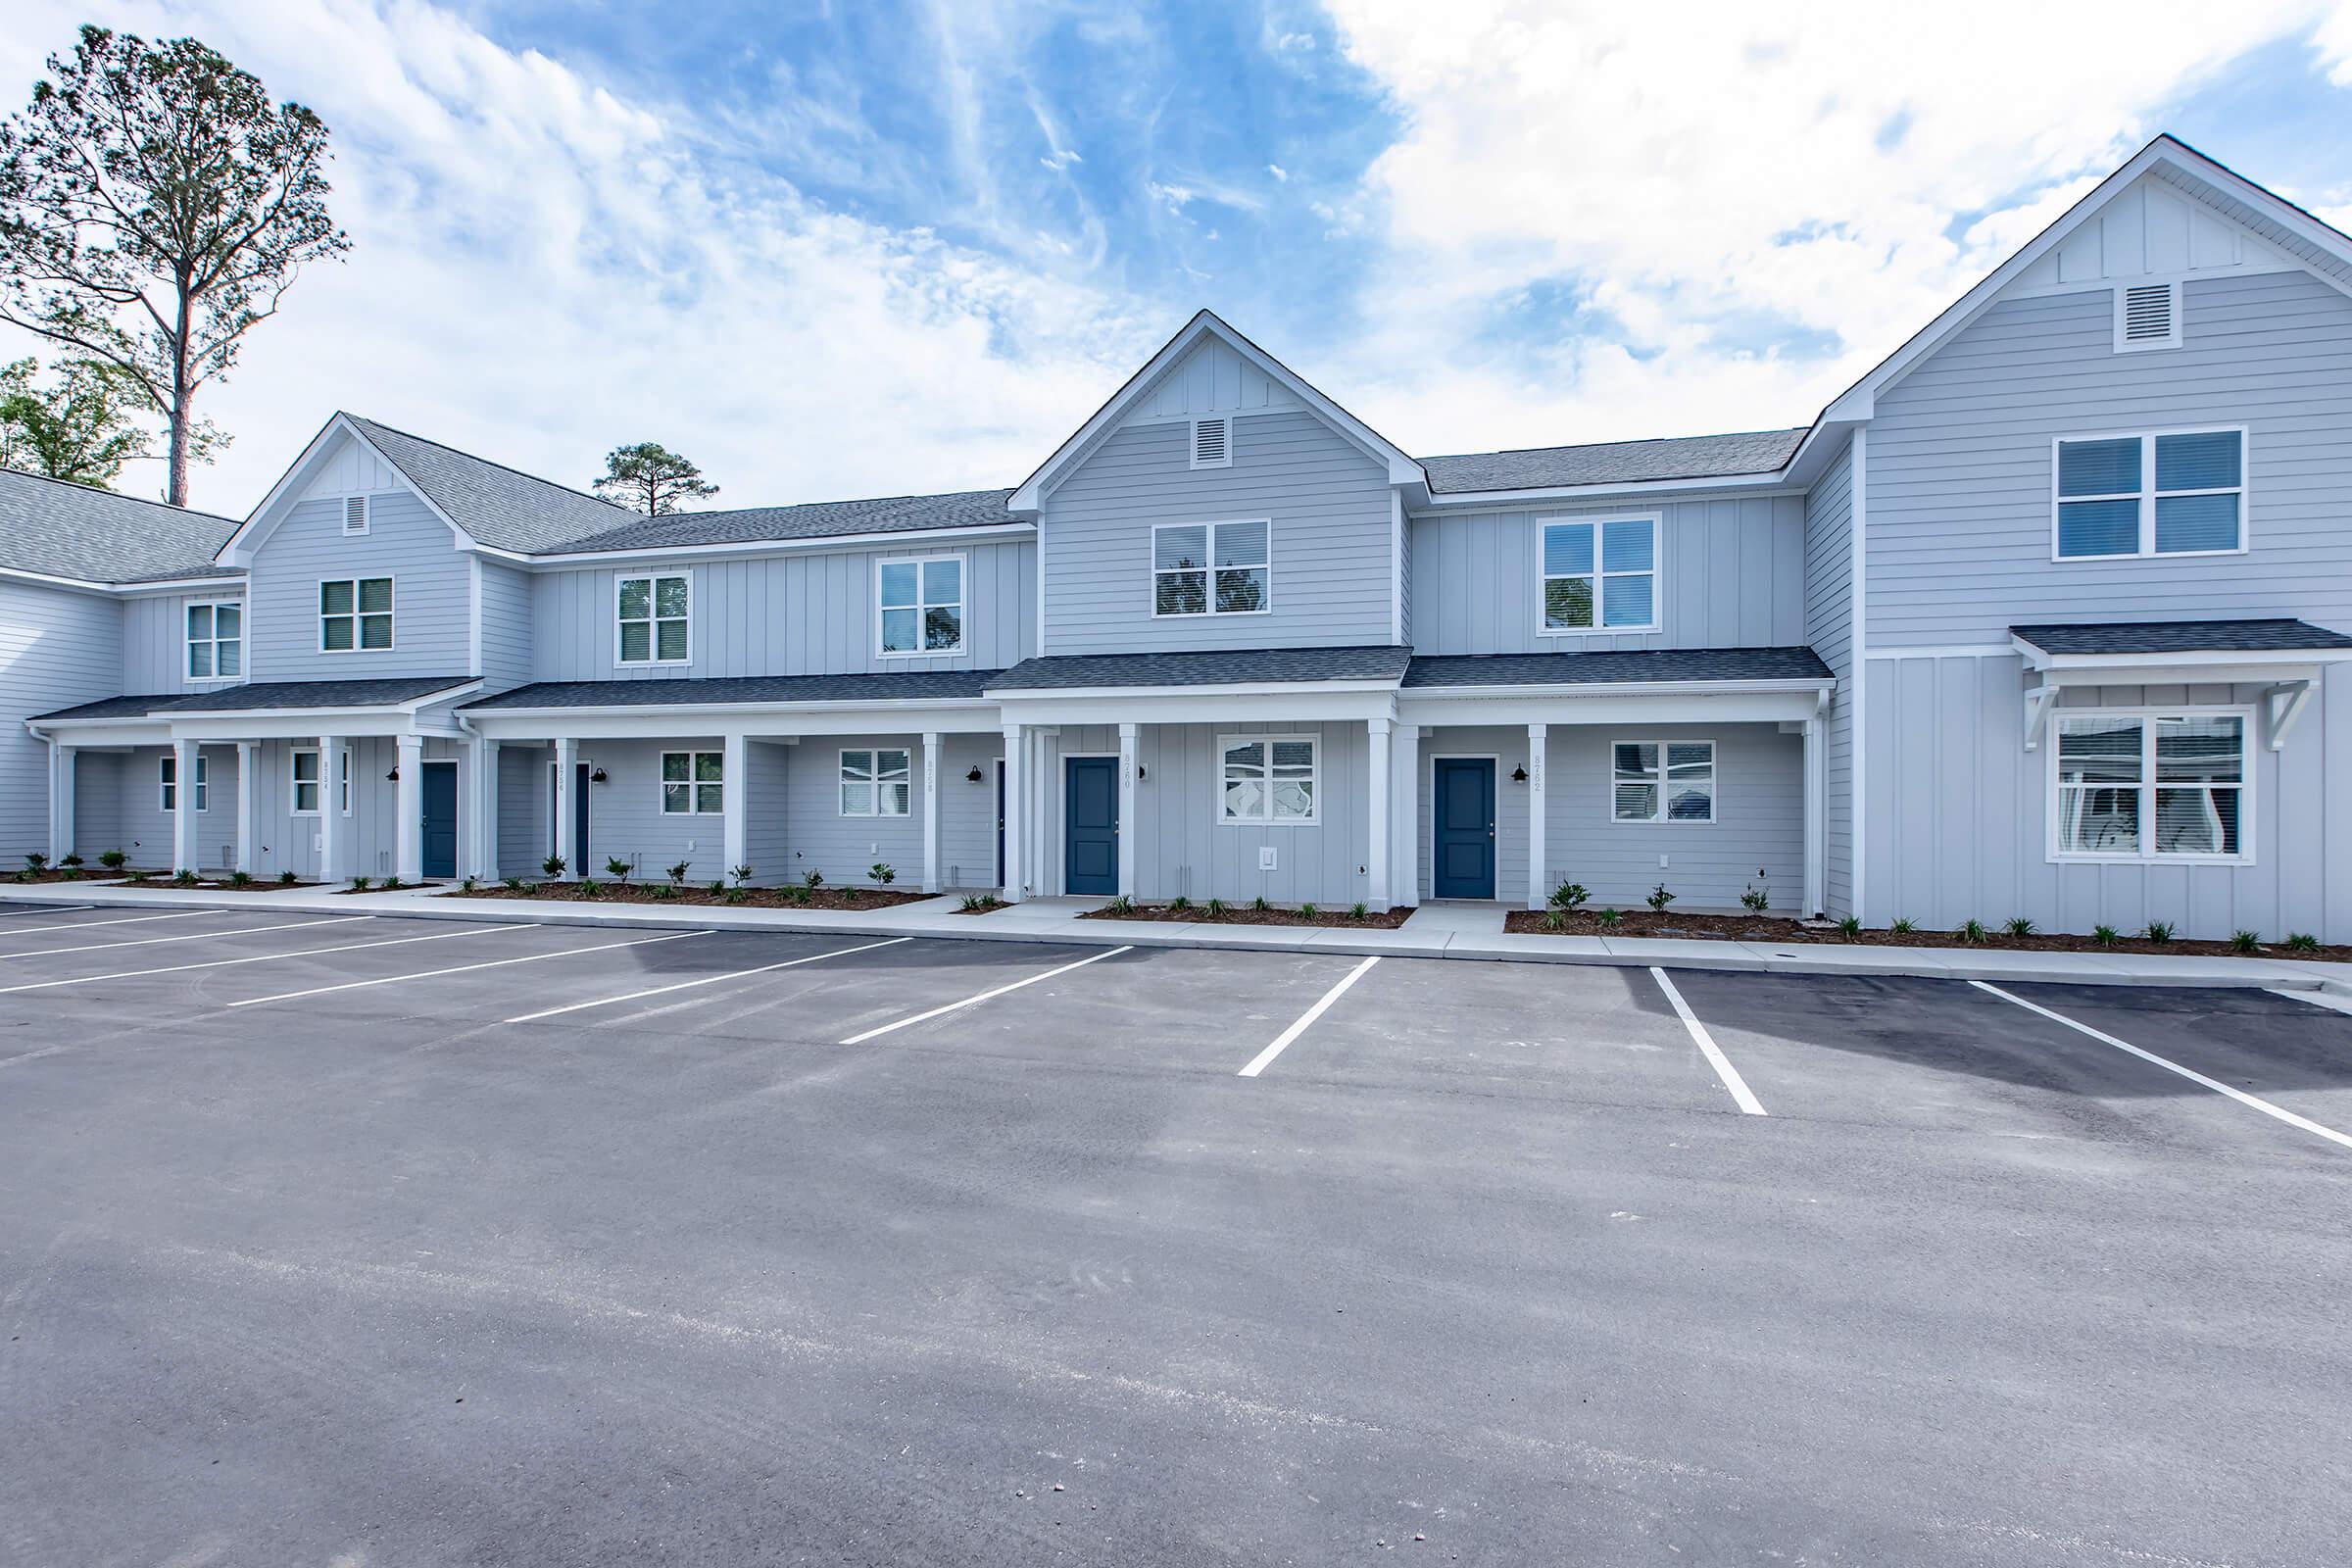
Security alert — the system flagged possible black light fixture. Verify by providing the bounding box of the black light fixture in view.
[1137,763,1148,781]
[589,767,609,783]
[965,764,984,782]
[1510,763,1529,783]
[385,766,400,781]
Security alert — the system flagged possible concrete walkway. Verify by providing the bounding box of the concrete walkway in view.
[5,878,2347,996]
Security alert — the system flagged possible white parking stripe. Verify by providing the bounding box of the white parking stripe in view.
[0,909,213,938]
[0,914,369,960]
[0,904,93,918]
[1975,981,2352,1152]
[229,929,717,1006]
[1238,955,1381,1078]
[840,946,1132,1045]
[506,936,913,1023]
[1649,967,1768,1115]
[0,924,533,997]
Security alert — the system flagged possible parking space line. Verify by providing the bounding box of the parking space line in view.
[1236,956,1381,1078]
[1974,982,2352,1152]
[0,924,534,997]
[1649,967,1768,1115]
[0,914,370,960]
[840,946,1132,1045]
[506,936,914,1024]
[0,910,215,940]
[228,928,717,1006]
[0,905,93,918]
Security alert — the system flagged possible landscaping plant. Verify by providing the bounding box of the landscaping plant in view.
[1549,879,1590,911]
[543,855,566,878]
[1251,896,1271,912]
[1542,908,1567,932]
[24,852,45,872]
[1959,918,1987,944]
[802,868,822,890]
[1204,898,1226,916]
[278,869,297,885]
[1890,917,1917,934]
[1596,907,1623,927]
[2286,933,2320,952]
[350,875,371,891]
[503,876,523,891]
[1646,882,1676,913]
[869,862,896,886]
[100,849,126,869]
[2005,916,2035,938]
[1168,895,1192,912]
[666,859,690,887]
[605,856,632,884]
[228,870,252,887]
[172,868,198,887]
[1348,902,1368,920]
[2231,930,2262,953]
[2143,921,2175,944]
[1838,916,1862,939]
[1740,883,1771,913]
[1298,903,1318,919]
[1107,894,1134,914]
[2091,924,2120,946]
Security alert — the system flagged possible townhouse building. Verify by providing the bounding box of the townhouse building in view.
[6,135,2350,941]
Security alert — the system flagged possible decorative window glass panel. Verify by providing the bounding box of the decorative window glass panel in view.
[1544,518,1656,630]
[1154,521,1268,616]
[321,578,393,651]
[1613,740,1714,822]
[618,574,690,663]
[839,749,909,815]
[1220,737,1317,823]
[661,751,723,814]
[2056,431,2243,558]
[879,558,964,654]
[2055,714,2243,858]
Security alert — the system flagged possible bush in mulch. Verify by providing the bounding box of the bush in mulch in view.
[1081,897,1413,930]
[445,880,935,911]
[1502,907,2348,962]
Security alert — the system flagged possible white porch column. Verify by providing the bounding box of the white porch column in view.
[172,737,201,875]
[921,730,942,894]
[1366,717,1392,910]
[1802,714,1826,918]
[552,737,578,878]
[395,736,425,884]
[1116,721,1139,899]
[318,735,346,883]
[1000,724,1025,903]
[472,737,501,880]
[722,732,749,884]
[234,742,258,874]
[47,741,74,863]
[1525,723,1548,910]
[1395,723,1419,906]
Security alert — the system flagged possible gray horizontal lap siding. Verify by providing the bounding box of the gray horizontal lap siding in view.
[1043,412,1394,655]
[2,582,120,858]
[1544,726,1802,911]
[527,539,1033,681]
[1408,493,1809,657]
[1803,434,1857,917]
[246,493,471,679]
[1867,270,2352,647]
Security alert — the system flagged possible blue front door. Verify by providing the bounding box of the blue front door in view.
[1064,757,1118,896]
[1432,759,1496,899]
[420,760,459,879]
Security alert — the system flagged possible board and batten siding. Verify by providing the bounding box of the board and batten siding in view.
[122,589,247,696]
[527,538,1033,682]
[1408,492,1809,657]
[1041,412,1395,655]
[1866,269,2352,647]
[479,561,533,691]
[1,582,121,858]
[1802,433,1857,918]
[245,492,471,679]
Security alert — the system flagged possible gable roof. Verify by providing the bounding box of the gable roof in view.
[0,467,241,585]
[340,415,635,553]
[1419,428,1809,495]
[543,488,1019,555]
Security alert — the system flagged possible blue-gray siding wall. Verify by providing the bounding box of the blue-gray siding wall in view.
[1041,412,1395,655]
[1408,492,1809,656]
[1545,725,1802,911]
[246,491,472,678]
[1804,433,1857,917]
[1866,270,2352,646]
[480,561,532,691]
[526,539,1034,681]
[2,582,120,858]
[122,590,247,696]
[499,743,549,878]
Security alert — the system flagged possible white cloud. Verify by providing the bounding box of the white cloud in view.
[1268,163,1289,182]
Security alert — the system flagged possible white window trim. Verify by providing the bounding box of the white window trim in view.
[1537,513,1663,637]
[614,571,693,668]
[160,754,208,812]
[2046,707,2255,865]
[1150,518,1274,619]
[838,747,911,817]
[1217,732,1320,826]
[1608,737,1717,824]
[184,600,243,682]
[289,746,355,817]
[2049,425,2249,562]
[318,575,396,654]
[874,554,968,659]
[2112,280,2181,353]
[658,749,724,815]
[1189,416,1232,469]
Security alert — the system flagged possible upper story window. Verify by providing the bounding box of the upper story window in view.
[319,577,393,652]
[617,573,690,664]
[1220,736,1316,824]
[2054,429,2243,560]
[1153,519,1269,617]
[2053,712,2246,861]
[1612,740,1714,822]
[878,557,964,656]
[840,748,910,816]
[1542,516,1658,633]
[186,603,242,680]
[160,754,206,811]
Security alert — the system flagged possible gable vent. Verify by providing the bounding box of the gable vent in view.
[342,495,370,535]
[1190,416,1232,469]
[2115,282,2180,352]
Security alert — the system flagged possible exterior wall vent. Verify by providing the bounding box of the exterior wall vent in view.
[2115,281,2180,352]
[1190,416,1232,469]
[343,495,370,535]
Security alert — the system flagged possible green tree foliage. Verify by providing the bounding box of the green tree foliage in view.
[593,441,720,514]
[0,355,176,487]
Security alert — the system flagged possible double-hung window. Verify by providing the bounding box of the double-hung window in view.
[878,558,964,655]
[186,603,242,680]
[1543,516,1657,632]
[1612,740,1714,822]
[617,574,690,663]
[840,748,909,816]
[2053,713,2246,860]
[1153,519,1269,616]
[160,755,206,811]
[291,747,352,815]
[1220,736,1316,824]
[2054,429,2244,559]
[320,577,393,651]
[660,751,723,814]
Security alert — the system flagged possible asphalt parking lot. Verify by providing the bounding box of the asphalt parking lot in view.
[2,900,2347,1566]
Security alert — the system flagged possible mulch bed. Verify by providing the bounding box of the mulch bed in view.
[330,883,444,895]
[1081,902,1415,930]
[947,898,1008,915]
[445,883,935,911]
[1501,908,2349,962]
[8,868,153,885]
[181,879,325,892]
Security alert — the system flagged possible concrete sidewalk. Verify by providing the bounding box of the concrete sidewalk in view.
[3,879,2345,995]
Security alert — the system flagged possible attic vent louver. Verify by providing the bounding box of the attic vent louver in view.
[1190,416,1231,469]
[342,496,369,535]
[2115,282,2180,352]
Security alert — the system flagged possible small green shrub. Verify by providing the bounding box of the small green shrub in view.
[24,852,46,872]
[2230,929,2262,954]
[461,876,478,893]
[1168,895,1192,912]
[1298,903,1319,919]
[1106,894,1135,914]
[1348,902,1368,920]
[1646,883,1676,913]
[229,870,253,888]
[173,868,199,887]
[709,880,726,895]
[1250,896,1271,912]
[1838,916,1862,939]
[127,870,149,882]
[349,874,372,891]
[59,867,81,880]
[542,856,566,878]
[577,878,602,898]
[732,863,756,887]
[1596,907,1623,927]
[722,887,747,906]
[2005,916,2035,938]
[869,862,897,886]
[1549,879,1590,911]
[843,887,864,902]
[524,882,545,896]
[1205,898,1227,917]
[1541,908,1567,932]
[100,849,126,869]
[2143,921,2175,944]
[784,883,810,905]
[60,853,81,868]
[605,856,633,884]
[278,869,298,886]
[666,859,690,887]
[960,893,1003,912]
[1891,917,1917,934]
[1959,918,1987,944]
[380,877,404,891]
[1740,883,1771,913]
[2285,932,2320,952]
[503,876,523,891]
[2091,924,2120,947]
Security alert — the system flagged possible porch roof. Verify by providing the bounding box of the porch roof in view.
[30,676,476,723]
[2010,618,2352,657]
[1401,646,1834,689]
[460,668,1005,711]
[988,645,1414,694]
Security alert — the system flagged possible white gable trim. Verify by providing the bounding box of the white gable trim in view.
[1007,311,1426,514]
[219,414,479,566]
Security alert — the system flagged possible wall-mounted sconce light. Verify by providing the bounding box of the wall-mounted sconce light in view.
[589,767,609,784]
[966,764,984,783]
[385,767,400,781]
[1510,764,1529,783]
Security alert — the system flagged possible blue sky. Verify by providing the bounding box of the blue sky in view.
[5,0,2352,514]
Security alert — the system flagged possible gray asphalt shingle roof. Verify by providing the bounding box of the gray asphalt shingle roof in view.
[31,676,476,722]
[989,646,1415,692]
[0,468,240,584]
[1401,647,1835,688]
[549,490,1020,555]
[1416,428,1809,494]
[462,670,1004,710]
[341,416,635,554]
[2011,618,2352,655]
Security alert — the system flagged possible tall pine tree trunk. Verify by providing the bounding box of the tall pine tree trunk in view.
[168,281,193,508]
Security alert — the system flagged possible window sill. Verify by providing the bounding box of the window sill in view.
[2048,853,2252,866]
[1152,609,1275,620]
[2049,546,2249,564]
[1217,818,1320,829]
[876,649,967,660]
[1538,625,1660,638]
